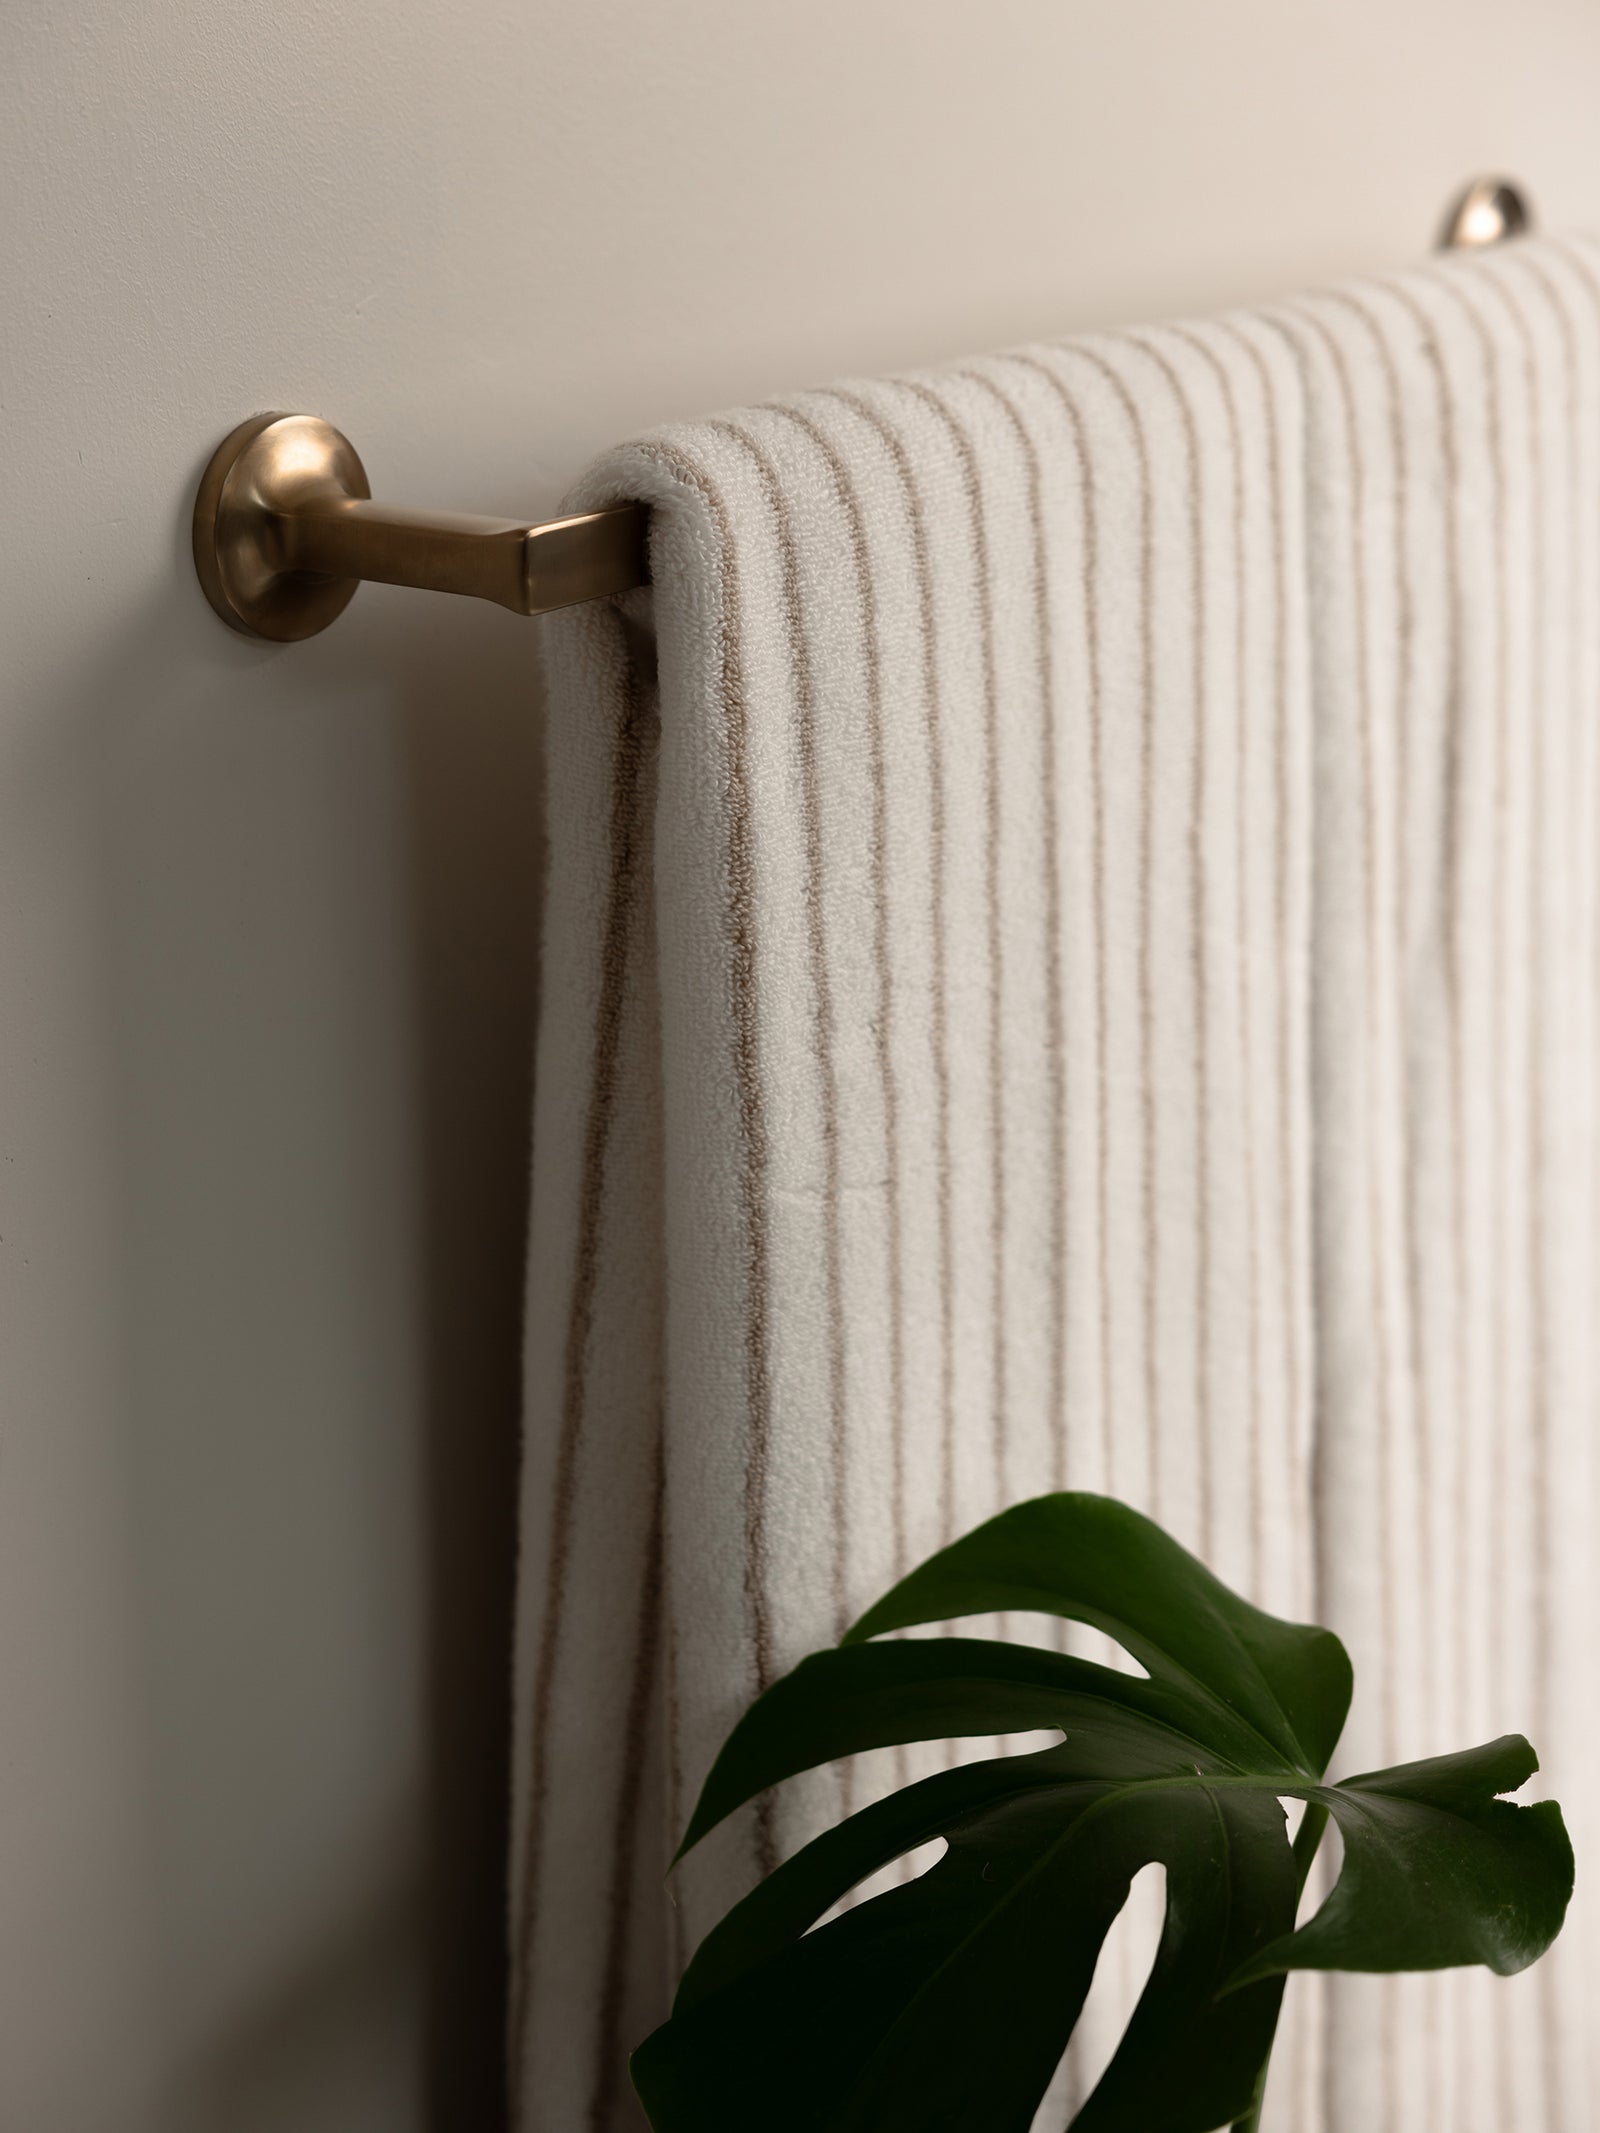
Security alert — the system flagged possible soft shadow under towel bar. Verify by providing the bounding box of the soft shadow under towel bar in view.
[191,176,1528,646]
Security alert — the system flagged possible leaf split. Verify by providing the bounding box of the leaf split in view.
[633,1494,1573,2133]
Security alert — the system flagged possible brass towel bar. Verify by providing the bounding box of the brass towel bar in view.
[191,176,1528,645]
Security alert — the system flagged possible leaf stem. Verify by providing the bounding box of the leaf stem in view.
[1228,1801,1329,2133]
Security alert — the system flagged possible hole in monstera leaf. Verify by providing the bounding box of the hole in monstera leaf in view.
[894,1611,1151,1679]
[1031,1861,1169,2129]
[1055,1618,1151,1679]
[817,1835,951,1922]
[819,1714,1069,1921]
[943,1725,1069,1763]
[1295,1803,1343,1927]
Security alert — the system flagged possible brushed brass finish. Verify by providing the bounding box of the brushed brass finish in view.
[194,413,370,641]
[1439,175,1532,251]
[193,412,648,641]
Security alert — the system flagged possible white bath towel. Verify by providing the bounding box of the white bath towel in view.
[1275,240,1600,2131]
[510,234,1600,2132]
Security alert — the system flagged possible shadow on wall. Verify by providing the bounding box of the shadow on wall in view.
[387,580,540,2133]
[34,456,544,2131]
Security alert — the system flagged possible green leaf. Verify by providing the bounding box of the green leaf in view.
[632,1494,1572,2133]
[676,1635,1296,1862]
[1228,1736,1575,1987]
[846,1493,1352,1775]
[637,1776,1297,2133]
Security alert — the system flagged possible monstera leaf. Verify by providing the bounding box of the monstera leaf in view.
[631,1494,1573,2133]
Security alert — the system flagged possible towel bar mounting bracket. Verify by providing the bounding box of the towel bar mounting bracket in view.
[193,412,648,642]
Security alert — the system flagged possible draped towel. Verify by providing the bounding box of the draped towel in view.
[510,233,1600,2132]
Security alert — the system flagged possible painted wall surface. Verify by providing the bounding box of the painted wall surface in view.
[3,4,1598,2128]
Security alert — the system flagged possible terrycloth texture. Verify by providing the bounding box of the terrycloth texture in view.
[1279,244,1600,2130]
[511,235,1600,2132]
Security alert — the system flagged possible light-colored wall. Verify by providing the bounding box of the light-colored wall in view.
[2,4,1597,2129]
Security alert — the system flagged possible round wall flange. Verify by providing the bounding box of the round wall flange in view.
[1438,175,1532,252]
[192,412,371,641]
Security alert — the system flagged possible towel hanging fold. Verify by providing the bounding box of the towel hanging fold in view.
[509,178,1599,2131]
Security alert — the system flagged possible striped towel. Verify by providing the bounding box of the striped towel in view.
[510,234,1600,2132]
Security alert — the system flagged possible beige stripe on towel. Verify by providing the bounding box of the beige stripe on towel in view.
[512,233,1600,2132]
